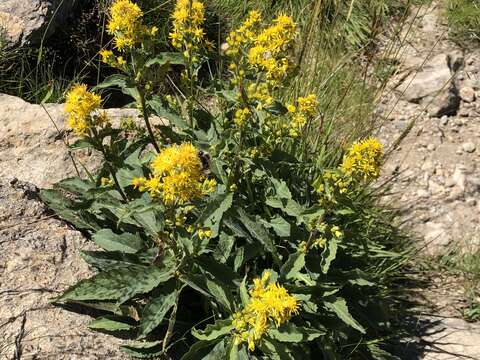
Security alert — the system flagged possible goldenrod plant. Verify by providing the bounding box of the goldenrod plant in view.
[41,0,408,358]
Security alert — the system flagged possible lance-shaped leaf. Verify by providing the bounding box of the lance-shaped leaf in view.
[56,265,174,305]
[237,209,280,265]
[268,323,325,342]
[192,319,233,341]
[323,296,365,334]
[120,340,163,358]
[280,252,305,280]
[138,281,179,338]
[320,237,338,274]
[92,229,143,253]
[88,317,134,331]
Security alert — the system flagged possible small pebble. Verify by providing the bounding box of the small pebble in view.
[459,86,476,102]
[462,142,476,153]
[427,143,436,151]
[466,198,477,207]
[440,115,449,125]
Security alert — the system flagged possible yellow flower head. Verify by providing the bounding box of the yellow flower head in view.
[99,49,114,64]
[340,137,383,180]
[247,14,296,82]
[64,84,102,136]
[170,0,206,53]
[134,143,213,205]
[106,0,145,50]
[232,272,299,351]
[226,10,262,56]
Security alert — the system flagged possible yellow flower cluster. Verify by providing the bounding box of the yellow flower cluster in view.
[64,84,104,136]
[232,272,299,351]
[246,83,273,110]
[106,0,147,51]
[287,94,318,137]
[225,10,262,57]
[247,15,296,83]
[132,143,216,204]
[233,107,251,127]
[170,0,207,55]
[340,137,383,181]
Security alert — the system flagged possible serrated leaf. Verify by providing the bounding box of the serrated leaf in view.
[270,215,291,237]
[57,265,174,305]
[192,319,233,341]
[197,192,233,238]
[88,317,133,331]
[69,138,92,150]
[239,275,249,306]
[94,74,129,89]
[145,52,184,67]
[271,178,292,199]
[120,341,163,358]
[93,229,143,253]
[148,97,189,131]
[280,252,305,280]
[180,340,220,360]
[260,338,295,360]
[205,279,234,312]
[81,251,145,271]
[203,339,227,359]
[268,324,324,342]
[138,282,178,338]
[40,189,99,230]
[213,233,235,263]
[320,237,337,274]
[237,209,280,265]
[323,296,365,333]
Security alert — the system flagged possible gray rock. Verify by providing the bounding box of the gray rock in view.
[0,0,75,47]
[396,52,463,117]
[462,142,476,153]
[459,86,476,102]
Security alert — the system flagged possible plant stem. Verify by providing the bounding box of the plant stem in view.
[98,142,128,202]
[139,88,160,153]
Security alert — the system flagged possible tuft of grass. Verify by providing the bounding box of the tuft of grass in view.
[428,241,480,321]
[445,0,480,45]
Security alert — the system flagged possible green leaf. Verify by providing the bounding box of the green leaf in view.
[271,178,292,199]
[268,215,291,237]
[69,138,92,150]
[57,265,174,305]
[268,324,324,342]
[198,192,233,237]
[40,189,99,230]
[213,233,235,263]
[266,197,305,221]
[94,74,129,89]
[81,251,145,270]
[323,296,365,334]
[145,52,185,67]
[205,279,234,312]
[180,340,221,360]
[55,177,95,195]
[320,237,338,274]
[88,317,133,331]
[203,339,227,359]
[239,275,249,306]
[237,209,280,265]
[260,338,295,360]
[148,97,189,131]
[120,341,163,358]
[93,229,143,253]
[138,281,178,338]
[280,252,305,280]
[192,319,233,341]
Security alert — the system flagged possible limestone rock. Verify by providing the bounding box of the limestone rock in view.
[0,0,75,47]
[396,52,463,117]
[459,86,476,102]
[0,94,150,358]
